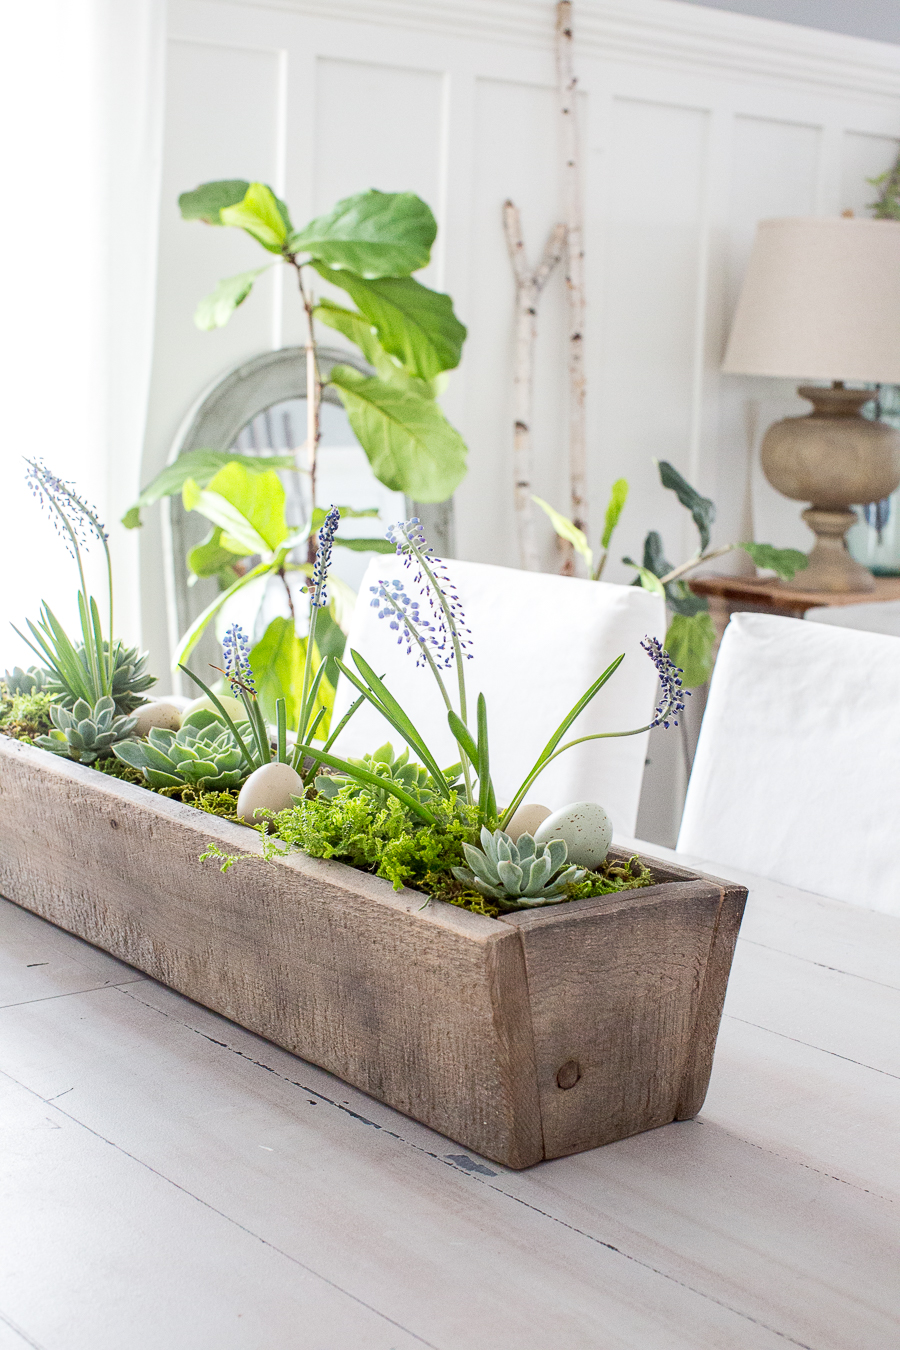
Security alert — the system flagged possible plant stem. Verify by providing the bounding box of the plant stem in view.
[290,258,322,563]
[403,538,475,804]
[658,544,735,588]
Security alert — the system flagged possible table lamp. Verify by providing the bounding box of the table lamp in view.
[723,217,900,592]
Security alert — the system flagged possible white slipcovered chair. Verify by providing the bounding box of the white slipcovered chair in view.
[678,612,900,915]
[330,556,666,836]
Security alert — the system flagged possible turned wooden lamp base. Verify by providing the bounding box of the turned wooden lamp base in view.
[783,507,875,593]
[762,385,900,595]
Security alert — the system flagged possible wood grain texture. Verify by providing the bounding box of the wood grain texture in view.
[500,880,734,1158]
[0,737,542,1167]
[0,737,744,1168]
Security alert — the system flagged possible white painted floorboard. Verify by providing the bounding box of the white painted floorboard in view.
[1,847,898,1350]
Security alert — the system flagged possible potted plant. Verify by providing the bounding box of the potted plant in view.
[0,462,746,1168]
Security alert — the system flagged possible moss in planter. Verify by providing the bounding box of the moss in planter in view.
[270,788,480,895]
[0,687,56,741]
[88,751,243,819]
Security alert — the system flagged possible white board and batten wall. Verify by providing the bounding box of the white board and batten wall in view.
[147,0,900,839]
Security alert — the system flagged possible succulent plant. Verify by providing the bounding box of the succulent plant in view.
[3,665,50,695]
[112,708,250,789]
[46,641,156,716]
[316,742,460,810]
[452,827,586,909]
[36,696,137,764]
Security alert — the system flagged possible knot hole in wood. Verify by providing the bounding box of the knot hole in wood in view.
[556,1060,581,1090]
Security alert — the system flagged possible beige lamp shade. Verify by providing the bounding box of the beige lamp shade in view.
[723,217,900,383]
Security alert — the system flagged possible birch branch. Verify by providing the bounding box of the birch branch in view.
[502,200,566,571]
[556,0,587,575]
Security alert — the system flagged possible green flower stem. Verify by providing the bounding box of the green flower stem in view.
[178,664,255,771]
[389,542,476,806]
[276,698,287,763]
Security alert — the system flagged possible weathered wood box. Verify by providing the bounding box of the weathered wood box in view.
[0,735,746,1168]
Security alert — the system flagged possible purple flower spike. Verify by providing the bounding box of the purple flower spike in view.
[378,519,473,669]
[640,635,689,729]
[222,623,255,694]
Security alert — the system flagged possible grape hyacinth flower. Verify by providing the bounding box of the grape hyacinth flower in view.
[380,519,473,668]
[640,636,688,729]
[24,458,109,558]
[222,623,255,695]
[306,504,341,608]
[369,577,452,669]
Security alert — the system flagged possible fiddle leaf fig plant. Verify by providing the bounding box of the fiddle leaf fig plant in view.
[122,183,468,738]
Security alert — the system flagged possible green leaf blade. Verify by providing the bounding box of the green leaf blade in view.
[290,190,436,277]
[219,182,289,252]
[315,265,466,379]
[329,365,467,502]
[742,542,809,580]
[122,450,295,529]
[194,267,270,331]
[657,461,715,551]
[532,497,593,571]
[664,612,716,689]
[601,478,629,550]
[179,180,250,223]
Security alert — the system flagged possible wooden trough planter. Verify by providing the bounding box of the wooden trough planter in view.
[0,735,746,1169]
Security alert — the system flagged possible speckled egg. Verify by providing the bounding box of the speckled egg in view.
[504,802,551,843]
[182,693,246,725]
[533,801,613,870]
[131,700,183,738]
[237,762,305,825]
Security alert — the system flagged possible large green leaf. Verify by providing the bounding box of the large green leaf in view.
[314,264,466,379]
[179,180,250,223]
[532,497,593,571]
[187,526,243,580]
[334,537,395,553]
[621,559,666,598]
[314,299,394,376]
[195,267,271,330]
[742,541,808,580]
[657,460,715,551]
[122,450,296,529]
[183,462,288,556]
[601,478,629,549]
[664,612,716,689]
[289,190,436,277]
[220,183,289,253]
[250,618,334,737]
[329,365,467,502]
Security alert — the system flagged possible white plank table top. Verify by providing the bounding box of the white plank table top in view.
[1,841,898,1350]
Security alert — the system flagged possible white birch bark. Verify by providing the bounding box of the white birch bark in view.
[557,0,588,575]
[503,199,566,571]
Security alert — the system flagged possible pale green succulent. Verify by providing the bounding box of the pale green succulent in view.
[36,696,137,764]
[452,827,586,909]
[3,665,50,695]
[47,641,156,716]
[316,742,461,810]
[113,708,250,789]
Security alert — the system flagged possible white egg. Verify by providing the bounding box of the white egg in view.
[130,700,183,737]
[151,693,192,711]
[237,762,305,825]
[504,802,551,843]
[182,694,246,725]
[533,801,613,870]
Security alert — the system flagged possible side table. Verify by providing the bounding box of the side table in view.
[688,573,900,647]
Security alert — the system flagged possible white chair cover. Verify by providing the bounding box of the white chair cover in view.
[805,598,900,638]
[330,556,666,835]
[678,611,900,914]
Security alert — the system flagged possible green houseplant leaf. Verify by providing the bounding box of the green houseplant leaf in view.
[220,182,289,253]
[178,180,251,223]
[329,365,467,502]
[314,264,466,379]
[532,497,593,571]
[187,527,243,580]
[741,541,808,580]
[122,450,295,529]
[657,460,715,551]
[601,479,629,550]
[248,615,333,734]
[664,612,716,689]
[289,190,436,278]
[194,267,271,331]
[183,462,289,555]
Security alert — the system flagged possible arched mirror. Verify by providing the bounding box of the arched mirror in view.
[164,346,455,679]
